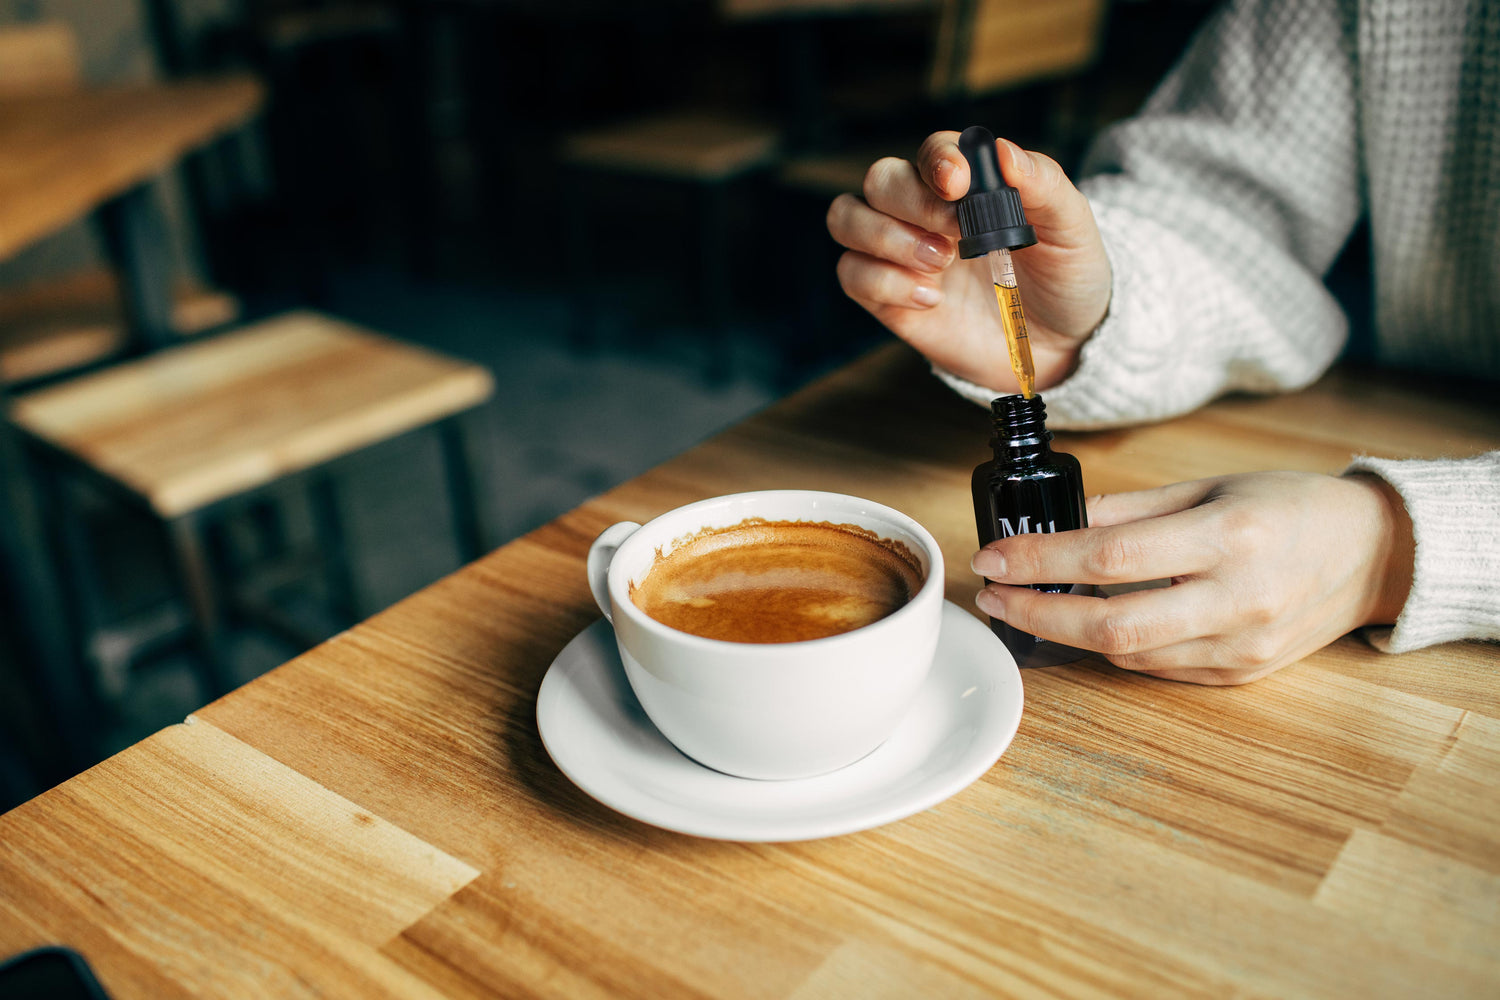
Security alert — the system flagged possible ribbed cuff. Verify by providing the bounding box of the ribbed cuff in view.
[1344,452,1500,653]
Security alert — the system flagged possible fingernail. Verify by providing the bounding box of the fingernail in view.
[1003,139,1035,177]
[932,157,955,196]
[972,549,1005,578]
[913,237,953,271]
[975,587,1004,616]
[912,285,943,307]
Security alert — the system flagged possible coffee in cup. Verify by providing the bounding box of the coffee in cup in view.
[628,519,924,644]
[587,491,945,780]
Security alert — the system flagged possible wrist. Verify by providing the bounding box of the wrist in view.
[1032,296,1109,393]
[1345,472,1415,625]
[1033,341,1084,392]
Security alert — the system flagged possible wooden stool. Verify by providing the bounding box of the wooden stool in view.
[772,0,1109,377]
[8,310,498,699]
[776,0,1108,197]
[929,0,1108,101]
[0,21,80,97]
[0,268,238,385]
[559,110,780,362]
[0,21,247,388]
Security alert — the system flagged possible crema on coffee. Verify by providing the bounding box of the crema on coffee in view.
[629,518,924,643]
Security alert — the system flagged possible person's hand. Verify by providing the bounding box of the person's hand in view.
[826,131,1112,393]
[972,472,1417,684]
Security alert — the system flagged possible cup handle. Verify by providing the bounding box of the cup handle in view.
[587,521,641,623]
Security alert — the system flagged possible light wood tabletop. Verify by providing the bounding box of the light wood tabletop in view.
[2,344,1498,997]
[0,74,263,262]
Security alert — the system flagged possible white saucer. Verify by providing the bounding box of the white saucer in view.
[536,601,1024,841]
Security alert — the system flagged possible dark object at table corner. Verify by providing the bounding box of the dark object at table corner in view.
[0,946,111,1000]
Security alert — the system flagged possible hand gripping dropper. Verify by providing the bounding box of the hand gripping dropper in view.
[956,125,1039,398]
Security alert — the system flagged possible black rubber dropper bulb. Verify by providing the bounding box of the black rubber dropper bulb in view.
[955,125,1037,259]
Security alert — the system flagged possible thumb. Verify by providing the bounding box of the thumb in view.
[994,139,1098,251]
[919,133,1096,251]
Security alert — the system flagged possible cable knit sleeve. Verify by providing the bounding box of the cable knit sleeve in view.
[939,0,1364,428]
[936,0,1500,655]
[1344,452,1500,653]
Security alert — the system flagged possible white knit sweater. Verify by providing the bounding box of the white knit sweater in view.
[940,0,1500,653]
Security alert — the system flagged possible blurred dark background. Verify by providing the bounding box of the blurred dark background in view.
[0,0,1215,808]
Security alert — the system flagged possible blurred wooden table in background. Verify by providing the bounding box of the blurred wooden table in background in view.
[1,344,1497,997]
[0,72,265,776]
[0,74,262,262]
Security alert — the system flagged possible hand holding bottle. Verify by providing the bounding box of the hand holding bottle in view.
[826,131,1113,394]
[972,471,1417,684]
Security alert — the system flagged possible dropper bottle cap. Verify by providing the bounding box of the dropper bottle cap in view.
[955,125,1037,259]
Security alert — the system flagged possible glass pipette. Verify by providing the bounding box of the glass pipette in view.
[955,126,1039,399]
[986,246,1035,399]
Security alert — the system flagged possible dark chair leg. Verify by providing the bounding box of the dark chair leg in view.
[308,474,361,624]
[565,164,602,351]
[437,408,500,563]
[697,178,735,384]
[248,495,291,563]
[42,464,126,702]
[0,429,100,776]
[96,184,178,353]
[395,0,444,279]
[698,179,734,329]
[0,726,42,811]
[164,513,237,700]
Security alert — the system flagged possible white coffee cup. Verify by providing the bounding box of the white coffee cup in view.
[586,490,945,780]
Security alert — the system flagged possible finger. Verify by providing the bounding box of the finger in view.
[915,131,965,200]
[976,580,1228,657]
[978,580,1311,685]
[826,192,956,274]
[862,157,961,237]
[1106,636,1295,686]
[992,140,1099,249]
[1108,604,1339,683]
[835,250,945,312]
[974,504,1226,585]
[1085,478,1222,528]
[917,132,1097,250]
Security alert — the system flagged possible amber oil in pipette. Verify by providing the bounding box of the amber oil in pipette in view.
[991,249,1036,399]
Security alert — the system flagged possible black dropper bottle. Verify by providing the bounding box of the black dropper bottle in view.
[972,394,1091,667]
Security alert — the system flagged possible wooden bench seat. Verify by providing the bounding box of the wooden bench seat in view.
[10,309,494,518]
[561,111,780,182]
[0,268,238,383]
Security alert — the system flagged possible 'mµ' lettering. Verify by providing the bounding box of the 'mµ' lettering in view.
[998,516,1057,537]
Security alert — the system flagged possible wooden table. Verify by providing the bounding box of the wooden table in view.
[0,74,262,351]
[0,73,265,774]
[0,75,263,263]
[2,345,1497,997]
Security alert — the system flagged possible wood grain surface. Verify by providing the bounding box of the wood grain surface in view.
[2,344,1497,998]
[0,267,238,382]
[950,0,1107,95]
[0,75,263,261]
[9,310,495,516]
[0,21,80,98]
